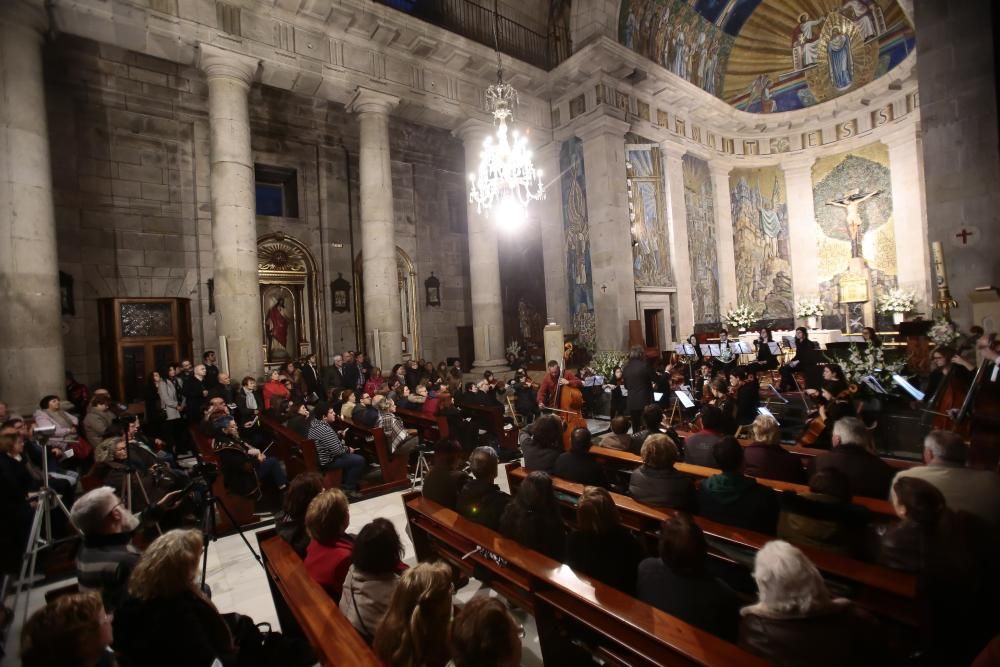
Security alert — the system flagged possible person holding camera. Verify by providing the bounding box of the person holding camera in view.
[212,415,287,497]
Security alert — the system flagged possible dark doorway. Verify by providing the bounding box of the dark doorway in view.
[644,309,662,350]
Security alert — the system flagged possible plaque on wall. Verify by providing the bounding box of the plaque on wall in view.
[838,273,869,303]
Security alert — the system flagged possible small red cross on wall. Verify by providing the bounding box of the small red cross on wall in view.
[956,229,974,244]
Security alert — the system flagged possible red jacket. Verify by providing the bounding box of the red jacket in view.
[537,370,582,407]
[304,536,353,602]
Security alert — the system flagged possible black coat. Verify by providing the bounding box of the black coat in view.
[323,365,347,394]
[567,526,644,594]
[553,451,608,488]
[622,359,654,411]
[809,444,895,500]
[234,388,264,426]
[637,558,740,641]
[181,376,206,421]
[456,478,510,531]
[301,363,323,397]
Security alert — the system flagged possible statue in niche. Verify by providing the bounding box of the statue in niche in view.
[826,188,881,259]
[827,26,854,90]
[264,291,296,361]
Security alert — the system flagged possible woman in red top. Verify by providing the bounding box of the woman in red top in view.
[303,488,353,602]
[363,367,385,397]
[261,369,291,410]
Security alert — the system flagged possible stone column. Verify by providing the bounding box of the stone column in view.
[0,1,66,415]
[455,120,508,370]
[578,113,636,351]
[661,143,694,337]
[535,141,569,331]
[198,44,264,379]
[884,125,932,309]
[782,156,819,320]
[710,161,738,312]
[348,87,402,368]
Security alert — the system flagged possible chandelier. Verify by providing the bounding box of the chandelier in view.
[468,0,544,219]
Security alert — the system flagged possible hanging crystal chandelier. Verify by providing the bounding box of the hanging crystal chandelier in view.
[468,0,544,219]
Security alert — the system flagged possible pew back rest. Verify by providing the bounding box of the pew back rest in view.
[458,402,519,450]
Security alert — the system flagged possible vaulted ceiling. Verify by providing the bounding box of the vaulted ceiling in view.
[617,0,915,113]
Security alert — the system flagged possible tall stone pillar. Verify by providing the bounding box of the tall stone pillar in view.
[884,125,932,309]
[535,141,569,330]
[348,87,402,368]
[0,1,66,415]
[710,162,738,312]
[782,156,819,320]
[578,114,635,352]
[455,120,507,370]
[198,44,264,379]
[661,143,694,337]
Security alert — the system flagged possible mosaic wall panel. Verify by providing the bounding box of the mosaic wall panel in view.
[683,154,720,324]
[560,138,596,347]
[626,143,672,288]
[812,141,896,329]
[730,166,793,318]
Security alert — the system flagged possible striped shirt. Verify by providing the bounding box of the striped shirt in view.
[307,418,348,468]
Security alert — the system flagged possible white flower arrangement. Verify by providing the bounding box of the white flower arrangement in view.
[834,343,907,387]
[928,317,961,347]
[591,351,627,380]
[722,303,759,330]
[796,298,824,318]
[505,340,522,358]
[878,287,916,315]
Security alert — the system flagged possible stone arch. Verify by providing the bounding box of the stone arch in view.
[257,232,324,365]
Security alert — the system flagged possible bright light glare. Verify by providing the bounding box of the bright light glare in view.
[494,196,525,231]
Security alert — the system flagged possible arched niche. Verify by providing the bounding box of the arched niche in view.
[353,248,420,360]
[258,233,323,368]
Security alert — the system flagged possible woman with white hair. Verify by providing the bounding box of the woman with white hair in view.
[740,540,883,665]
[741,414,804,484]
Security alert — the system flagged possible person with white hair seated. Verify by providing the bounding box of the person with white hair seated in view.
[808,416,893,499]
[739,540,884,665]
[71,486,181,611]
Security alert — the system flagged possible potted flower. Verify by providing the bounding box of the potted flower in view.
[722,303,759,332]
[796,298,824,330]
[928,317,961,348]
[878,287,916,325]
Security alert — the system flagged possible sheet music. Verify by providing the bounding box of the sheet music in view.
[699,344,712,356]
[675,390,695,408]
[767,341,781,355]
[861,375,890,395]
[768,384,789,403]
[620,387,628,397]
[709,344,721,356]
[653,392,664,402]
[782,336,795,349]
[737,342,753,354]
[757,406,778,423]
[892,373,925,401]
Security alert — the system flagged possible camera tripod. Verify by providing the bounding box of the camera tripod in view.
[196,461,265,594]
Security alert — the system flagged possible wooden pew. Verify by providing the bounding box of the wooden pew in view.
[403,492,767,667]
[396,406,448,441]
[335,415,410,494]
[259,415,343,489]
[458,402,519,450]
[188,424,256,531]
[258,532,380,666]
[505,464,919,629]
[589,445,898,520]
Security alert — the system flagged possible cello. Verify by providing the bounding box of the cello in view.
[551,361,588,451]
[954,354,1000,469]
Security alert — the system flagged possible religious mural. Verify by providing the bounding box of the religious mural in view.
[626,142,672,288]
[616,0,914,113]
[730,166,793,319]
[682,155,720,325]
[560,138,596,348]
[812,142,897,331]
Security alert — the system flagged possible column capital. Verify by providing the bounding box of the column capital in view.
[0,0,48,34]
[348,86,400,115]
[576,113,631,144]
[452,118,493,145]
[658,141,686,161]
[197,43,259,86]
[708,161,735,178]
[780,154,816,177]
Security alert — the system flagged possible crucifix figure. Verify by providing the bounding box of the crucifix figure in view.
[826,188,880,258]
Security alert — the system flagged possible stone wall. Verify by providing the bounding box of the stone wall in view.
[914,0,1000,328]
[46,35,470,386]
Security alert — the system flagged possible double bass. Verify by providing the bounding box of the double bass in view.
[551,361,588,451]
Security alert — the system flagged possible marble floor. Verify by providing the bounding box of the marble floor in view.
[2,470,545,666]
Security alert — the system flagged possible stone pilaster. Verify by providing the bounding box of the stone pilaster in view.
[661,143,694,337]
[535,141,569,331]
[578,113,636,352]
[348,87,402,368]
[198,44,264,379]
[884,126,931,310]
[455,119,508,369]
[0,1,66,415]
[782,156,819,320]
[710,162,738,313]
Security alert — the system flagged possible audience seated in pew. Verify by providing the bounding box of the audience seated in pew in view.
[629,404,665,454]
[449,597,523,667]
[742,414,805,484]
[275,472,324,558]
[628,433,697,510]
[306,401,366,499]
[499,471,567,561]
[339,518,407,643]
[285,399,311,438]
[351,393,379,428]
[421,439,469,510]
[698,436,779,535]
[777,468,871,558]
[19,590,114,667]
[636,512,740,642]
[808,417,894,500]
[738,540,886,666]
[304,488,354,602]
[553,428,609,488]
[519,413,562,473]
[372,561,453,667]
[456,446,510,531]
[682,405,727,467]
[566,486,644,595]
[598,415,631,451]
[91,437,164,512]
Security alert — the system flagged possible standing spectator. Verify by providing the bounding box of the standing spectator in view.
[520,413,563,473]
[450,597,523,667]
[554,428,608,488]
[234,376,263,431]
[201,350,220,389]
[457,446,510,531]
[304,488,354,602]
[698,436,779,534]
[0,433,35,576]
[629,434,696,510]
[143,371,165,439]
[301,352,323,399]
[340,518,407,642]
[499,471,566,560]
[159,365,187,453]
[181,364,208,422]
[623,346,654,433]
[809,417,893,499]
[567,486,643,594]
[373,562,453,667]
[422,439,470,510]
[20,591,114,667]
[742,413,805,483]
[324,354,348,400]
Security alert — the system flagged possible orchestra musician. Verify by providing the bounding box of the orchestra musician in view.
[861,327,881,347]
[750,328,779,373]
[731,368,761,426]
[806,364,850,403]
[706,376,738,435]
[779,327,818,391]
[925,346,974,400]
[686,333,704,364]
[537,359,583,409]
[713,330,739,377]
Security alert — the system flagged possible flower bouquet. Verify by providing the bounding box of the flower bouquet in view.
[722,303,759,331]
[833,343,907,388]
[879,288,916,324]
[928,317,961,347]
[591,351,627,380]
[796,298,824,329]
